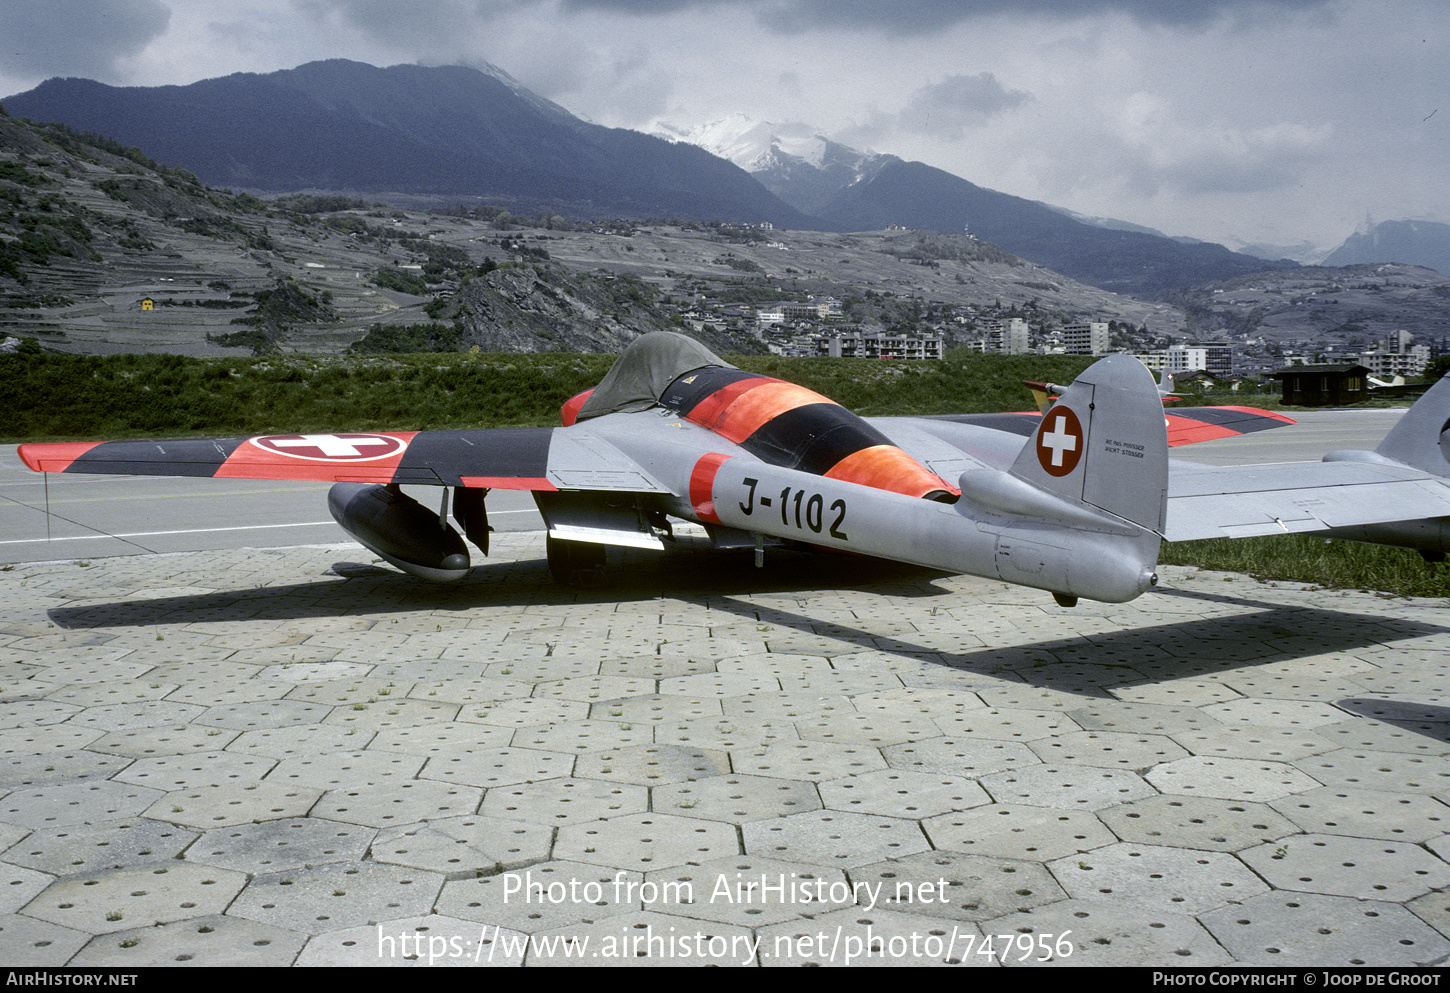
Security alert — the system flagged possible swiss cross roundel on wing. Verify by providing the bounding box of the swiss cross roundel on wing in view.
[1036,408,1083,477]
[250,433,408,462]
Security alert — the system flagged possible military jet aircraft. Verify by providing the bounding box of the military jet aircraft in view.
[18,332,1450,606]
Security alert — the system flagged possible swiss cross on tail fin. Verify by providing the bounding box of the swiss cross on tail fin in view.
[1009,354,1169,533]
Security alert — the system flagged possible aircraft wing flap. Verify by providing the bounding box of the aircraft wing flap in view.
[1165,461,1450,541]
[543,431,671,493]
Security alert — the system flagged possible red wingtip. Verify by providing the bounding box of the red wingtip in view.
[16,441,103,473]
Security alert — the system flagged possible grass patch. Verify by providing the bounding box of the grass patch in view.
[1160,535,1450,599]
[2,351,1091,442]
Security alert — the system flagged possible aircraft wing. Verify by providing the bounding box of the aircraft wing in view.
[16,428,671,494]
[1165,460,1450,540]
[905,405,1295,448]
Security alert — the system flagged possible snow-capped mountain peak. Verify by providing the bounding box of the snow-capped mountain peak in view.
[652,114,893,214]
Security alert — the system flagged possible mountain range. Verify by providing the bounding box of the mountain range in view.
[4,60,1442,296]
[3,60,816,229]
[1322,219,1450,276]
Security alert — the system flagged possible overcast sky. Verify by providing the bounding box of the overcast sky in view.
[1,0,1444,254]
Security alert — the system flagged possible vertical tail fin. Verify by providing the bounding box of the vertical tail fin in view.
[1367,374,1450,476]
[1009,354,1169,533]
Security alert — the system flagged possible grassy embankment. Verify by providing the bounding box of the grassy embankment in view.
[5,349,1444,597]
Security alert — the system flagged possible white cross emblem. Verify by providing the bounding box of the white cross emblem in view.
[271,435,393,457]
[1040,415,1077,467]
[253,433,406,461]
[1035,408,1083,477]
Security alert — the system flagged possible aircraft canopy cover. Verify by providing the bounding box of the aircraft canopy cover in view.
[575,331,734,421]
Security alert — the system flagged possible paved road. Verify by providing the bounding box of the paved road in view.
[1169,406,1406,466]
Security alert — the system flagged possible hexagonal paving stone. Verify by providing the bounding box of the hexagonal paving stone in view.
[87,725,237,759]
[1097,795,1299,852]
[458,697,588,729]
[111,750,275,791]
[743,810,928,867]
[818,769,988,818]
[222,724,371,758]
[653,716,798,751]
[1027,730,1189,770]
[0,913,89,966]
[22,862,248,934]
[1,781,165,830]
[481,777,648,825]
[227,861,443,934]
[367,721,513,755]
[0,863,57,915]
[370,814,553,874]
[1239,833,1450,901]
[4,818,197,875]
[924,804,1116,862]
[853,850,1066,923]
[1293,748,1450,794]
[980,765,1155,810]
[0,749,134,788]
[1204,698,1353,729]
[435,861,642,932]
[185,817,373,874]
[1269,787,1450,842]
[1146,755,1321,802]
[1066,702,1217,736]
[268,749,423,790]
[573,744,730,786]
[982,899,1232,967]
[418,746,574,789]
[1201,892,1450,966]
[312,780,481,828]
[881,736,1038,777]
[933,707,1079,740]
[146,783,322,829]
[69,914,307,967]
[1169,725,1333,762]
[512,720,655,754]
[1048,842,1268,914]
[68,701,208,732]
[197,700,332,731]
[556,812,740,870]
[731,740,888,782]
[654,774,822,823]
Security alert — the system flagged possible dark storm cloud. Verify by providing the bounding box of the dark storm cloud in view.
[559,0,1338,33]
[0,0,170,79]
[896,74,1033,138]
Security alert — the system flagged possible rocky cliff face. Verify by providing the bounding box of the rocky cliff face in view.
[455,264,745,355]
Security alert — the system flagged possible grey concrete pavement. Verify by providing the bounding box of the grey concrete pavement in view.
[0,526,1447,967]
[2,405,1447,967]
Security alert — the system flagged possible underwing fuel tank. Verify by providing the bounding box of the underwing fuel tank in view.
[328,482,471,581]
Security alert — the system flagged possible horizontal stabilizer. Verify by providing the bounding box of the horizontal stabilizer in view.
[1166,460,1450,541]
